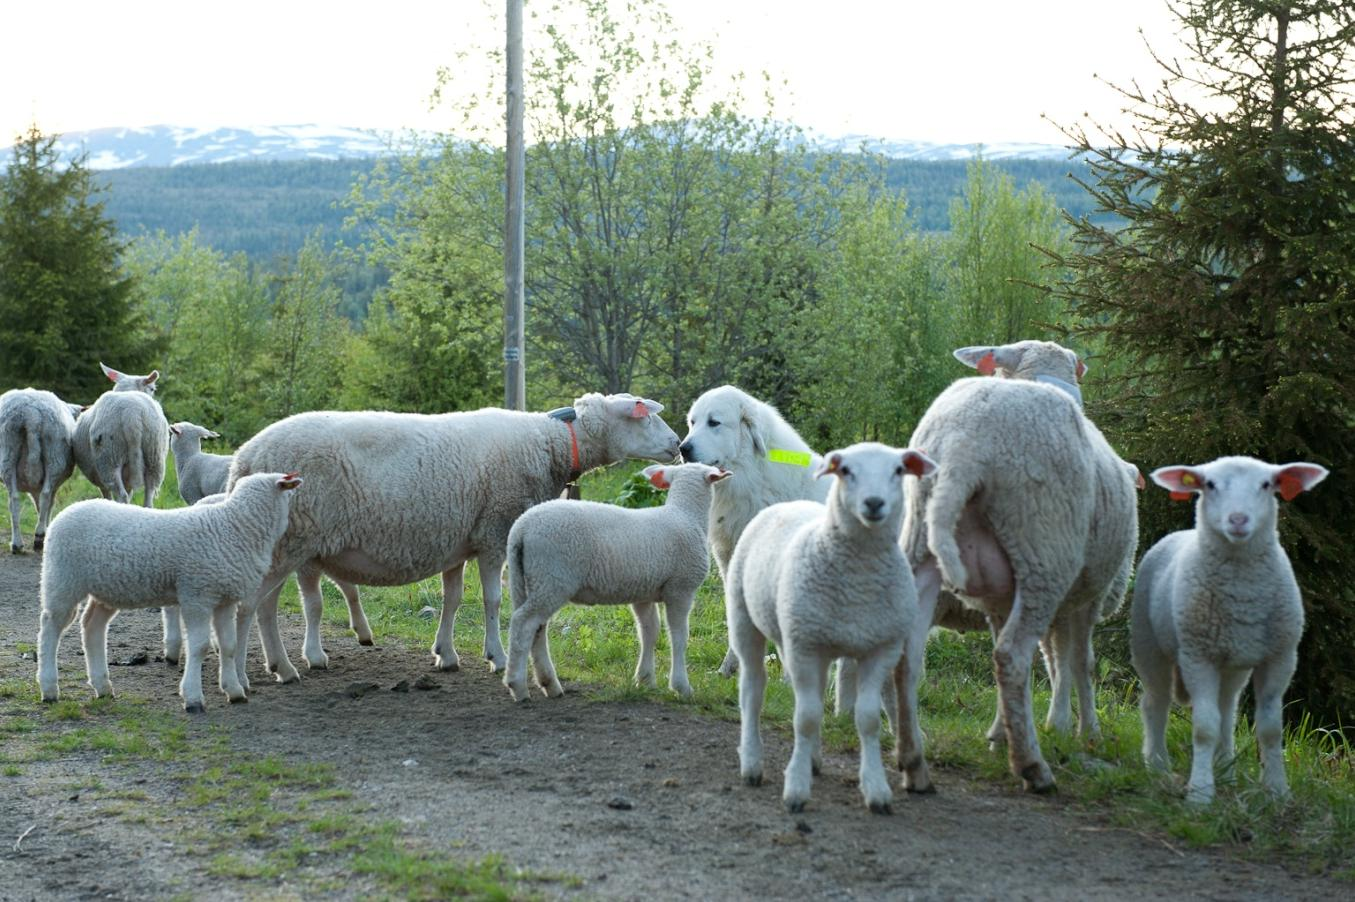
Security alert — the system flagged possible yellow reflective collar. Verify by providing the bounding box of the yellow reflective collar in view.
[767,448,812,467]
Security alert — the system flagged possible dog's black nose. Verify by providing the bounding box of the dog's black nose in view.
[679,441,695,462]
[864,497,885,515]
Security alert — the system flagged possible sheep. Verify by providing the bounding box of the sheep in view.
[945,339,1139,745]
[896,376,1138,794]
[1132,456,1327,804]
[71,391,169,507]
[100,362,160,394]
[0,389,81,552]
[170,422,232,504]
[35,471,304,713]
[227,393,681,689]
[727,442,937,814]
[503,462,730,702]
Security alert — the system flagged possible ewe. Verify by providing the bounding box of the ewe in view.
[0,388,81,552]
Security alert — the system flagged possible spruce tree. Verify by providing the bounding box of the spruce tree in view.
[1051,1,1355,725]
[0,126,156,401]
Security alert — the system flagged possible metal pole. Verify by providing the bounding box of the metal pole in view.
[504,0,526,410]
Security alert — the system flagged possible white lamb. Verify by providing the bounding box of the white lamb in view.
[0,389,81,552]
[1132,456,1327,804]
[73,363,168,507]
[100,362,160,394]
[728,442,937,814]
[36,472,304,713]
[228,393,680,687]
[170,422,232,504]
[897,375,1137,794]
[503,462,729,702]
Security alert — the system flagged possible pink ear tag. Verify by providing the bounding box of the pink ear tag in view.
[647,470,671,490]
[631,401,648,418]
[1277,472,1304,502]
[1169,491,1192,501]
[977,352,997,376]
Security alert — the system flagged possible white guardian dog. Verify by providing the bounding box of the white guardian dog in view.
[679,386,826,675]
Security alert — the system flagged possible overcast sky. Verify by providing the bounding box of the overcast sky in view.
[3,0,1186,147]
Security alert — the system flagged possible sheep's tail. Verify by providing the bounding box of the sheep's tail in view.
[508,530,527,611]
[924,465,974,592]
[0,412,31,481]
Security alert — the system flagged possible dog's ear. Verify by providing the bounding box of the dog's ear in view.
[740,403,767,457]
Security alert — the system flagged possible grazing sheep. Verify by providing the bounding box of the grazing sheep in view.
[170,422,232,505]
[1132,456,1327,804]
[728,443,936,814]
[100,362,160,394]
[896,376,1137,794]
[0,389,81,553]
[228,393,681,688]
[36,472,303,713]
[503,462,729,702]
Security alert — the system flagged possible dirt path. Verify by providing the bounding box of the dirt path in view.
[0,551,1344,901]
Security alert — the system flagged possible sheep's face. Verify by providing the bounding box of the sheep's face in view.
[680,385,761,469]
[1151,456,1328,545]
[583,393,680,463]
[170,422,220,444]
[816,443,936,530]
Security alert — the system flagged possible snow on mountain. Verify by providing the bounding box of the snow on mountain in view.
[39,124,1073,169]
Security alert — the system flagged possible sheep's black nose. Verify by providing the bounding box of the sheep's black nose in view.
[864,497,885,515]
[679,441,695,462]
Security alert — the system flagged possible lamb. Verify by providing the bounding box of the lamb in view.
[73,363,168,507]
[36,471,304,713]
[727,442,936,813]
[227,393,680,688]
[896,375,1138,794]
[170,422,232,504]
[1132,456,1327,804]
[0,389,81,552]
[503,462,729,702]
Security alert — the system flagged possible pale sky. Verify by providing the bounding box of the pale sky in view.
[2,0,1187,147]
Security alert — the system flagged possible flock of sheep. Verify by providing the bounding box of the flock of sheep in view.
[0,340,1328,813]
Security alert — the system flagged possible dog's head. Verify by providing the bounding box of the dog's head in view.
[679,385,767,469]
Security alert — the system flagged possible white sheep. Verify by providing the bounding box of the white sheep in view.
[728,442,937,814]
[503,462,729,702]
[100,362,160,394]
[73,362,169,508]
[170,422,232,504]
[1132,456,1327,804]
[0,389,81,553]
[36,472,304,713]
[897,375,1137,794]
[947,339,1139,744]
[227,393,680,688]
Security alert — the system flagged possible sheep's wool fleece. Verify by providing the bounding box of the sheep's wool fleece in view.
[73,391,169,493]
[0,389,78,493]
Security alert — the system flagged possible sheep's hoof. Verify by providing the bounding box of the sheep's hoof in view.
[433,656,460,672]
[164,655,180,666]
[784,799,807,814]
[9,543,21,554]
[32,536,44,551]
[228,694,248,704]
[868,801,893,815]
[184,702,206,714]
[743,773,763,787]
[1020,762,1057,794]
[39,692,58,704]
[904,781,936,795]
[811,760,822,777]
[358,637,375,647]
[305,657,329,671]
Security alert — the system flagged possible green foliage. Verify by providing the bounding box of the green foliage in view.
[612,468,664,508]
[0,126,159,401]
[1049,0,1355,728]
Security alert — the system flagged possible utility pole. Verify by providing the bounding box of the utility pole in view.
[504,0,526,409]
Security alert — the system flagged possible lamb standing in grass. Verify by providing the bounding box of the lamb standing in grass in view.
[228,393,680,688]
[1132,456,1327,804]
[727,443,936,814]
[72,364,168,507]
[171,422,232,504]
[36,472,303,713]
[503,462,729,702]
[0,389,81,553]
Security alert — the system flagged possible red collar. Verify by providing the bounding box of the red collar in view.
[564,420,581,478]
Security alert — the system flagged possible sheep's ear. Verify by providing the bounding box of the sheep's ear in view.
[642,465,671,490]
[1130,464,1145,491]
[813,452,843,480]
[143,370,159,387]
[606,395,662,419]
[1074,355,1088,381]
[100,362,122,383]
[277,473,303,491]
[953,346,996,374]
[169,424,182,436]
[902,449,937,478]
[1271,463,1328,501]
[740,406,766,457]
[707,468,733,484]
[1151,466,1204,501]
[206,429,220,439]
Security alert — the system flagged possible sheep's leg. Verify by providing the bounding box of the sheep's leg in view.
[662,591,694,697]
[505,599,549,701]
[631,602,660,689]
[1179,658,1221,804]
[895,558,938,793]
[531,617,564,698]
[478,550,509,671]
[994,586,1058,793]
[141,466,161,509]
[36,593,82,701]
[212,603,247,703]
[295,564,330,670]
[6,480,23,552]
[107,468,131,505]
[332,578,373,646]
[984,613,1007,746]
[1214,667,1249,785]
[834,659,858,716]
[246,572,301,686]
[178,603,213,713]
[431,564,464,672]
[729,604,767,787]
[34,475,59,551]
[783,650,828,813]
[1044,617,1074,734]
[855,646,899,814]
[80,599,118,698]
[1069,606,1102,740]
[162,605,183,665]
[1136,644,1173,772]
[1252,650,1297,799]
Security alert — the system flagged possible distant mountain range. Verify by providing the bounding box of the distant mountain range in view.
[41,124,1073,169]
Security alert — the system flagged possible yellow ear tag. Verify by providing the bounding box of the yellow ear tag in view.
[1180,473,1197,486]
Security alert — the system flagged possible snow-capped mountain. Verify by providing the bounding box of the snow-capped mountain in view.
[43,124,1072,170]
[50,125,399,170]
